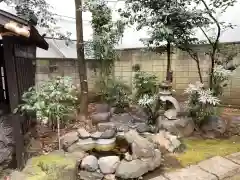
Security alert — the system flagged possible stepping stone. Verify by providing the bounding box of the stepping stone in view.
[164,165,217,180]
[148,176,167,180]
[226,152,240,165]
[198,156,240,179]
[224,173,240,180]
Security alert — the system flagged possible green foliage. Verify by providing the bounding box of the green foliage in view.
[119,0,208,52]
[211,65,233,97]
[15,76,79,128]
[212,45,239,97]
[133,70,162,125]
[85,0,125,76]
[133,71,158,100]
[184,82,220,126]
[132,64,141,72]
[95,77,132,109]
[137,94,162,125]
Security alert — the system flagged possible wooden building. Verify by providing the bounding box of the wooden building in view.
[0,9,48,169]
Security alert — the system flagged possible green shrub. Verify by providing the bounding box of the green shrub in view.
[95,77,132,109]
[212,65,233,97]
[15,76,79,129]
[133,71,158,100]
[184,82,220,127]
[138,94,162,125]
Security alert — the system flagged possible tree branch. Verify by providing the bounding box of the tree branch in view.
[200,0,221,88]
[200,0,221,50]
[199,27,213,46]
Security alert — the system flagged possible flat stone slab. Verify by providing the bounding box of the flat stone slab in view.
[164,165,217,180]
[147,176,167,180]
[224,173,240,180]
[226,152,240,165]
[198,156,240,179]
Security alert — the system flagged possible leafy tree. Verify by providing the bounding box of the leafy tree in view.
[179,0,237,86]
[119,0,207,82]
[84,0,125,103]
[85,0,124,77]
[195,0,236,88]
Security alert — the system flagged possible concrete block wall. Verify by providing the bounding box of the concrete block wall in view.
[35,42,240,105]
[35,58,98,90]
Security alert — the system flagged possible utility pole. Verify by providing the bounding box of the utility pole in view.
[75,0,88,119]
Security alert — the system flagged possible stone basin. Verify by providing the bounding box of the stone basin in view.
[95,138,116,151]
[78,138,96,151]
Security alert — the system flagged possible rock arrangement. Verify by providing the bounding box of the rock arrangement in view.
[60,128,163,180]
[8,102,184,180]
[60,113,182,180]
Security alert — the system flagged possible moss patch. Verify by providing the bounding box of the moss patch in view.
[23,153,76,180]
[175,136,240,167]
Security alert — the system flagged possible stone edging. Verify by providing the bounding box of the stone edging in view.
[149,152,240,180]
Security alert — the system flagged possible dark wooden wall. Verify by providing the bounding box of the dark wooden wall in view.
[2,37,36,169]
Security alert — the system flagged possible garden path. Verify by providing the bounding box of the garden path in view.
[148,152,240,180]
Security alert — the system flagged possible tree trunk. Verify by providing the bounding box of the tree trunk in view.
[195,59,203,83]
[166,41,171,81]
[209,55,215,89]
[75,0,89,117]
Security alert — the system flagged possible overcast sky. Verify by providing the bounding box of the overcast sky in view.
[45,0,240,48]
[1,0,240,48]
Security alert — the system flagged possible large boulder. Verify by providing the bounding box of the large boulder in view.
[142,149,162,171]
[79,171,104,180]
[157,116,194,137]
[97,122,117,132]
[91,112,111,124]
[136,123,151,133]
[67,138,96,152]
[81,155,98,172]
[228,117,240,136]
[110,113,134,132]
[77,128,90,139]
[124,130,155,159]
[115,159,148,179]
[60,131,79,149]
[115,149,161,180]
[101,129,116,139]
[20,152,78,180]
[98,156,120,174]
[129,105,148,122]
[201,116,227,138]
[110,113,133,124]
[150,131,181,152]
